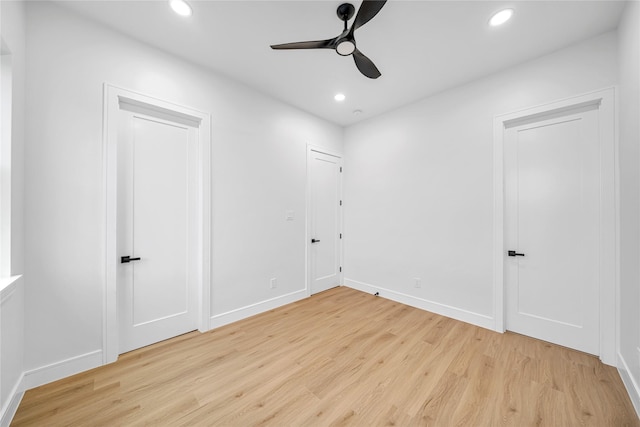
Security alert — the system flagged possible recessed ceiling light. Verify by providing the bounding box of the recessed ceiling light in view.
[489,9,513,27]
[170,0,192,17]
[353,109,363,115]
[334,93,346,102]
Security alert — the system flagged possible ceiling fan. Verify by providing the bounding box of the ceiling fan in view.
[270,0,387,79]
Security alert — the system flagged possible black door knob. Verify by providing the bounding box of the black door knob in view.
[121,256,141,263]
[311,239,321,243]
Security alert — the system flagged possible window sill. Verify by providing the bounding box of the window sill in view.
[0,275,22,296]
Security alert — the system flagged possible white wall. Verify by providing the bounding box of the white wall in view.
[23,1,342,376]
[343,32,618,328]
[617,0,640,415]
[0,0,26,424]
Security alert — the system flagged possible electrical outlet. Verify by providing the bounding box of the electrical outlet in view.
[270,278,277,289]
[414,278,421,288]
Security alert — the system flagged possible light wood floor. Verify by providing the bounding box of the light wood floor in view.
[12,287,640,426]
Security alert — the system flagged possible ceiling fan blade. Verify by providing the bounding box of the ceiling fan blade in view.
[353,0,387,30]
[353,49,381,79]
[270,39,335,50]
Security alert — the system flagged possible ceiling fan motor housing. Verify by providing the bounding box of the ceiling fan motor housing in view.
[336,39,356,56]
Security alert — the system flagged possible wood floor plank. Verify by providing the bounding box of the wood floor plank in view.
[12,286,640,426]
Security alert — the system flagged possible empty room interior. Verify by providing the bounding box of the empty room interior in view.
[1,0,640,425]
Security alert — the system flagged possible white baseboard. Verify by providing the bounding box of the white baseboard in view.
[210,289,307,329]
[21,349,103,391]
[343,278,495,331]
[0,373,24,427]
[618,350,640,419]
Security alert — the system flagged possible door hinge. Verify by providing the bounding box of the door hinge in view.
[340,266,342,272]
[340,167,342,173]
[340,200,342,206]
[339,233,342,239]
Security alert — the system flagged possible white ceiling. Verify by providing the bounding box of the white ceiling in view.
[55,0,625,126]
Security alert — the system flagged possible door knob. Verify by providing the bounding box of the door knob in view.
[311,239,321,243]
[508,250,525,257]
[121,255,141,263]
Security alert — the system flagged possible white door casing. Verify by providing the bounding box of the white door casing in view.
[103,85,211,363]
[493,88,616,364]
[307,147,343,295]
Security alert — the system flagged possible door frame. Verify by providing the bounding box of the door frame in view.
[493,87,617,364]
[102,84,211,364]
[306,145,344,296]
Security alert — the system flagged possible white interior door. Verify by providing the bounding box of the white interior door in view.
[505,104,600,355]
[309,150,342,295]
[117,107,198,354]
